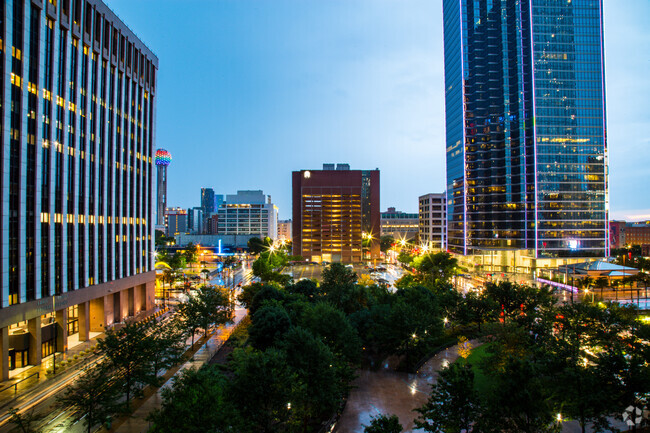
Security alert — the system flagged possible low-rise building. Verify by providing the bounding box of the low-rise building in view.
[166,208,188,236]
[278,220,292,242]
[419,193,447,250]
[381,208,419,241]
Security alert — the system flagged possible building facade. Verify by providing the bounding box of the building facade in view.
[278,219,292,242]
[610,221,650,253]
[187,207,202,234]
[0,0,158,379]
[165,208,187,236]
[200,187,215,234]
[216,190,278,239]
[443,0,608,272]
[292,164,380,263]
[380,208,419,241]
[419,193,447,250]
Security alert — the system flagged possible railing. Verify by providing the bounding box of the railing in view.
[0,372,40,394]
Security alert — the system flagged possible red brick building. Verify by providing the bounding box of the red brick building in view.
[292,165,380,263]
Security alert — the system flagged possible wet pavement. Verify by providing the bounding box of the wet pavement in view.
[334,342,471,432]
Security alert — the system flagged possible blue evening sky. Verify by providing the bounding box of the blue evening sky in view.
[106,0,649,221]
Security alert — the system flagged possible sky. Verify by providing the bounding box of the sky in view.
[105,0,650,221]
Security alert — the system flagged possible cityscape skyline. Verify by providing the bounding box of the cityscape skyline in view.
[104,0,649,222]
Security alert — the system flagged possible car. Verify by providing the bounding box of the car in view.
[321,261,330,265]
[345,264,354,269]
[376,266,387,272]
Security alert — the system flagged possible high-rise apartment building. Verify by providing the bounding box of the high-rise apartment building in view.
[419,194,447,250]
[443,0,608,272]
[293,164,380,263]
[0,0,158,379]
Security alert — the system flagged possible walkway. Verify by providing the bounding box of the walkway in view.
[334,342,472,432]
[109,306,248,433]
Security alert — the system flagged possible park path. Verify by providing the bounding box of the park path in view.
[334,341,476,432]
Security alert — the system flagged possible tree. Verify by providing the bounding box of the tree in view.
[228,348,299,432]
[248,236,273,255]
[412,252,458,286]
[364,414,404,433]
[248,304,292,350]
[476,356,560,433]
[415,362,480,433]
[177,285,233,346]
[56,364,121,433]
[322,263,358,288]
[200,268,210,282]
[454,290,497,333]
[278,327,353,430]
[299,301,362,364]
[397,251,414,266]
[7,408,45,433]
[150,319,185,379]
[183,243,198,268]
[380,235,395,254]
[97,321,158,409]
[148,366,243,433]
[285,278,320,300]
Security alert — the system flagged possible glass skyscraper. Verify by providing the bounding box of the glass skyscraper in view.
[444,0,608,264]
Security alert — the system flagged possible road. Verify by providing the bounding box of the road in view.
[0,265,254,433]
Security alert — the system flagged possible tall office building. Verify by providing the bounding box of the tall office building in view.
[0,0,158,379]
[443,0,608,273]
[155,149,171,226]
[200,188,215,233]
[293,164,380,263]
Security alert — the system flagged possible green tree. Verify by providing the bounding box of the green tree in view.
[476,356,560,433]
[177,285,232,346]
[285,278,321,300]
[183,243,198,268]
[454,290,497,333]
[150,319,185,379]
[397,250,414,266]
[299,301,362,364]
[7,408,45,433]
[278,327,353,430]
[55,364,121,433]
[97,321,158,409]
[148,366,242,433]
[249,304,292,350]
[364,414,404,433]
[248,236,273,255]
[229,348,299,432]
[380,235,395,254]
[412,252,458,286]
[415,363,480,433]
[322,263,358,287]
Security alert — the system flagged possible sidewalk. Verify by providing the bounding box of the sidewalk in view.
[110,306,248,433]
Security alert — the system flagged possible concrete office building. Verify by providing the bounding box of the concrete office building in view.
[443,0,608,273]
[293,164,380,263]
[216,190,278,239]
[419,193,447,250]
[0,0,158,379]
[380,208,419,241]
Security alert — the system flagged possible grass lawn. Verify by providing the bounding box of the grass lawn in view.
[458,342,495,397]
